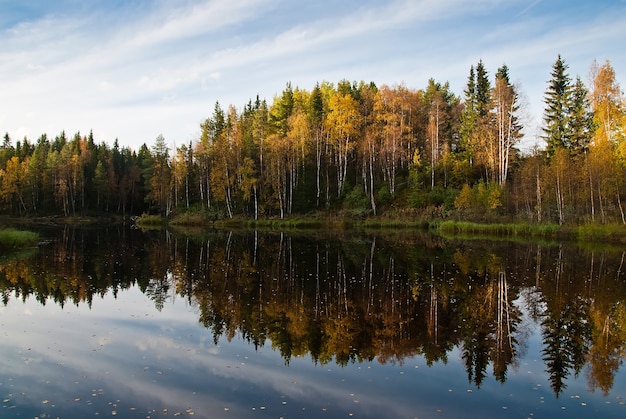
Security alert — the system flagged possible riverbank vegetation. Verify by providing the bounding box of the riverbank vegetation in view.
[1,57,625,231]
[0,228,39,250]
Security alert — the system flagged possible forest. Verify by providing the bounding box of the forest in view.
[1,56,624,225]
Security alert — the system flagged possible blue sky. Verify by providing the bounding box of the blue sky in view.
[0,0,624,152]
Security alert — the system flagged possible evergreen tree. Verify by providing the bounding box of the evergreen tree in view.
[460,65,477,155]
[568,76,594,156]
[0,133,15,169]
[269,83,294,136]
[148,134,171,215]
[543,55,573,159]
[475,60,491,118]
[458,60,493,182]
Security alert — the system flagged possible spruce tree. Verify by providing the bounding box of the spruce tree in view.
[475,60,491,118]
[543,55,573,159]
[460,65,477,151]
[568,76,594,156]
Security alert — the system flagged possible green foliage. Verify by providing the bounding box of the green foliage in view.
[375,184,393,207]
[0,228,39,250]
[575,224,626,244]
[453,181,502,215]
[408,189,426,208]
[438,221,562,239]
[344,185,369,210]
[543,55,573,159]
[135,214,166,227]
[427,186,455,209]
[568,76,594,155]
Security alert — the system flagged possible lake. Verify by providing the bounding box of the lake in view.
[1,225,626,418]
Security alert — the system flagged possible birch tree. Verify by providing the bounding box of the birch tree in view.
[492,65,522,185]
[325,91,360,197]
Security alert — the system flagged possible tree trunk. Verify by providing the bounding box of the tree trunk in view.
[369,143,376,215]
[536,172,542,223]
[617,192,625,225]
[556,173,564,225]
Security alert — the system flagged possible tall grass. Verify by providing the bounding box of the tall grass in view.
[437,221,562,238]
[169,212,209,226]
[134,215,166,227]
[0,228,39,249]
[575,224,626,244]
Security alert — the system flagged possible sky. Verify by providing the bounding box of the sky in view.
[0,0,624,152]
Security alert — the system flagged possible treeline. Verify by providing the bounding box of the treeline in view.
[1,56,624,223]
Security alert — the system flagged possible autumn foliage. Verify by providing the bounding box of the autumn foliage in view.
[1,57,624,224]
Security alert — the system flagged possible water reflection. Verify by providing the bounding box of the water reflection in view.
[1,226,626,399]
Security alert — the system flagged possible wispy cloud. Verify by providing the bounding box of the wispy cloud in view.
[519,0,543,15]
[0,0,624,149]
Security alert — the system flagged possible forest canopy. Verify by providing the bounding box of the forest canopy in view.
[0,57,624,224]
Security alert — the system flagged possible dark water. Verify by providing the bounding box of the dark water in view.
[1,225,626,418]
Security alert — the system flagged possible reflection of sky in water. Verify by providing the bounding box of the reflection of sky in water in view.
[1,287,625,418]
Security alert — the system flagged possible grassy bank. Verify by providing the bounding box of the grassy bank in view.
[138,211,626,243]
[0,228,40,250]
[437,220,626,244]
[574,224,626,244]
[134,215,167,228]
[437,220,563,238]
[212,215,432,232]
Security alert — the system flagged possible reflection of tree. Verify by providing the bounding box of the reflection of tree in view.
[455,251,522,388]
[539,246,592,397]
[586,251,626,395]
[460,281,493,388]
[541,298,591,396]
[0,226,144,307]
[492,271,520,383]
[144,272,170,312]
[3,227,626,397]
[587,302,626,394]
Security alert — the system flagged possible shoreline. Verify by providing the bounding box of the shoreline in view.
[3,214,626,245]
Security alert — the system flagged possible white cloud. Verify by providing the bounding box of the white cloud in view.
[126,0,273,47]
[0,0,624,150]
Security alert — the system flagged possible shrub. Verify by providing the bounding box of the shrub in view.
[0,228,39,250]
[344,186,370,210]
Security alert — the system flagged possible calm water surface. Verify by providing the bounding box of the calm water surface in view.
[1,225,625,418]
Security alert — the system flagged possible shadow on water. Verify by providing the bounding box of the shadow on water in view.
[1,224,626,398]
